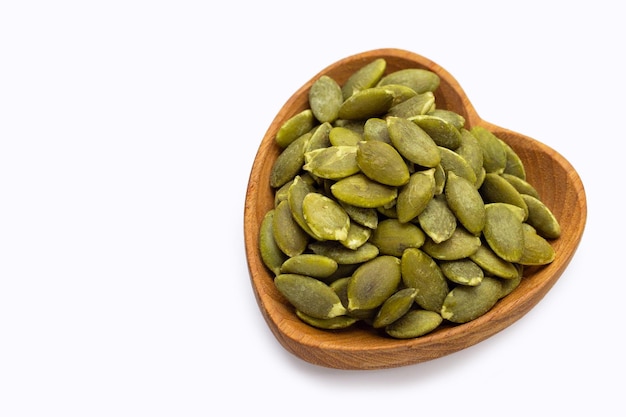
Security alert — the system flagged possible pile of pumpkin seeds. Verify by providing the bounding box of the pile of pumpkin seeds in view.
[259,58,561,339]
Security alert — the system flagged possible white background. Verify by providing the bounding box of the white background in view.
[1,1,622,416]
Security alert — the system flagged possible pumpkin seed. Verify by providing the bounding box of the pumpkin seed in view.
[440,276,503,323]
[421,227,481,261]
[445,171,486,236]
[339,201,379,229]
[309,241,379,264]
[357,140,410,186]
[330,173,398,208]
[499,265,523,298]
[500,139,526,179]
[309,75,343,123]
[342,58,387,100]
[259,209,287,276]
[302,192,350,241]
[275,109,315,148]
[429,109,466,130]
[483,202,524,263]
[471,126,507,174]
[380,83,419,106]
[305,121,332,153]
[338,87,394,120]
[518,224,556,265]
[329,126,363,146]
[410,114,462,150]
[373,288,418,328]
[480,172,529,217]
[295,310,358,330]
[274,273,346,319]
[303,145,359,180]
[469,244,519,279]
[369,218,426,257]
[377,68,440,94]
[273,200,309,257]
[270,131,311,188]
[385,309,443,339]
[347,255,402,311]
[401,248,449,312]
[387,116,441,168]
[417,194,457,244]
[396,168,436,223]
[438,146,477,185]
[363,117,391,144]
[339,221,372,250]
[440,259,484,286]
[386,91,435,118]
[456,128,484,183]
[287,175,319,239]
[521,194,561,239]
[502,173,540,199]
[280,254,338,279]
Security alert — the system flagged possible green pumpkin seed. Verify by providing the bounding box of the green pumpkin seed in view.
[445,171,486,235]
[428,109,466,130]
[499,265,523,298]
[280,254,338,279]
[440,259,484,286]
[342,58,387,100]
[305,121,332,153]
[273,200,309,257]
[471,126,507,174]
[417,194,457,244]
[440,276,503,323]
[331,173,398,208]
[373,288,418,328]
[396,168,436,223]
[438,146,477,185]
[469,244,519,279]
[433,163,446,194]
[295,310,358,330]
[421,227,481,261]
[401,248,449,312]
[386,92,435,118]
[363,117,391,144]
[259,209,287,276]
[339,201,379,229]
[309,75,343,123]
[518,224,556,265]
[357,140,410,186]
[274,274,346,319]
[309,241,379,264]
[500,139,526,179]
[303,145,360,180]
[387,116,440,168]
[275,109,315,148]
[270,131,311,188]
[377,68,440,94]
[410,114,462,150]
[456,128,484,182]
[385,309,443,339]
[483,202,524,263]
[339,221,372,250]
[287,175,319,239]
[480,172,528,217]
[521,194,561,239]
[369,218,426,257]
[502,173,540,199]
[347,255,402,311]
[329,126,363,146]
[338,87,395,120]
[302,192,350,241]
[380,83,419,106]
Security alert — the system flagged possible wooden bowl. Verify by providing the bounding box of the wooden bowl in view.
[243,48,587,370]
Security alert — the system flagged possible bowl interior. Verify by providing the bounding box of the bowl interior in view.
[244,48,587,370]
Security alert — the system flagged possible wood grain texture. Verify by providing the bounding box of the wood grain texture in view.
[243,48,587,370]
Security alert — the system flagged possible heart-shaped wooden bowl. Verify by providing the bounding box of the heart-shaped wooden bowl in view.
[244,48,587,370]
